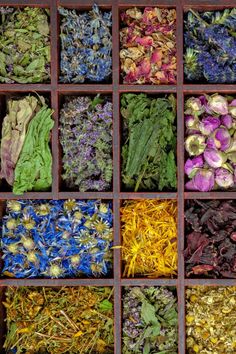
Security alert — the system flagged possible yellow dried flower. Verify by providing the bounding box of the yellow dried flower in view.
[121,199,177,278]
[186,286,236,353]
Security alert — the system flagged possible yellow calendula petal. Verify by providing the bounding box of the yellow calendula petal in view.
[74,331,84,337]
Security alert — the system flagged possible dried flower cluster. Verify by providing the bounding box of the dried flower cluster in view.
[185,200,236,278]
[184,9,236,83]
[121,94,177,192]
[186,286,236,353]
[59,5,112,83]
[120,7,176,84]
[0,7,50,83]
[121,200,177,278]
[185,94,236,191]
[0,94,53,195]
[3,286,114,354]
[1,200,113,278]
[60,95,113,192]
[123,286,178,354]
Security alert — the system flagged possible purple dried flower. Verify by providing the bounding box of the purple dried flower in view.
[229,99,236,118]
[199,116,220,135]
[215,167,234,189]
[185,115,199,129]
[184,155,204,177]
[207,94,228,115]
[186,169,214,192]
[213,127,231,151]
[204,148,227,168]
[60,95,113,191]
[221,114,233,129]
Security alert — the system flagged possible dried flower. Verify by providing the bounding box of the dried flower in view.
[215,167,234,188]
[185,199,236,278]
[221,114,233,129]
[199,116,220,135]
[59,5,112,83]
[186,169,215,192]
[0,7,50,83]
[184,8,236,83]
[185,94,236,191]
[60,95,112,192]
[120,7,176,84]
[207,94,228,115]
[186,286,236,353]
[121,199,177,278]
[185,135,206,156]
[3,286,114,353]
[203,149,227,168]
[1,199,113,278]
[123,286,178,354]
[185,155,204,177]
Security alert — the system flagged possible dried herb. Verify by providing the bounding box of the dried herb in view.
[60,95,112,192]
[121,200,177,278]
[123,286,178,354]
[0,7,50,83]
[120,7,176,84]
[12,105,54,195]
[186,286,236,353]
[59,5,112,83]
[185,199,236,278]
[3,286,114,353]
[184,94,236,192]
[1,199,113,278]
[121,93,177,191]
[184,9,236,83]
[0,95,43,186]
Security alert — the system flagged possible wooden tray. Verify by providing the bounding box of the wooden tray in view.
[1,0,236,353]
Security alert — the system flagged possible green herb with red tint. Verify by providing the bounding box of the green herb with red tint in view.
[120,7,176,84]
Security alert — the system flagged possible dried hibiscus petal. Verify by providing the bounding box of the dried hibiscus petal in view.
[185,199,236,278]
[120,7,176,84]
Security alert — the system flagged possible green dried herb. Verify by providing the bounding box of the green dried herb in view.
[13,105,54,195]
[121,93,177,192]
[123,287,178,354]
[0,7,50,83]
[0,95,43,186]
[3,286,114,354]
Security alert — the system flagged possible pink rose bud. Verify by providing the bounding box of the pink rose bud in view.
[192,169,215,192]
[215,168,234,189]
[207,94,228,115]
[199,116,220,135]
[204,148,227,168]
[185,115,199,129]
[213,127,231,151]
[229,99,236,118]
[185,97,203,116]
[221,114,233,129]
[185,134,206,156]
[184,155,204,177]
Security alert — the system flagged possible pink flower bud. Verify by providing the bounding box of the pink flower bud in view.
[199,116,220,135]
[215,168,234,189]
[204,149,227,168]
[207,94,228,115]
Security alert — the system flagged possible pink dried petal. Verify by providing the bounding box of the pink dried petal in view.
[135,36,153,47]
[139,58,151,75]
[151,50,162,63]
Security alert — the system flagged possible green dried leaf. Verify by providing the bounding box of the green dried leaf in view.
[141,301,159,325]
[99,299,113,312]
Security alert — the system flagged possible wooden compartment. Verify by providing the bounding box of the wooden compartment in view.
[0,0,236,353]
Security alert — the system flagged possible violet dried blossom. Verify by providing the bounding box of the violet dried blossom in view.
[60,95,113,191]
[59,5,112,83]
